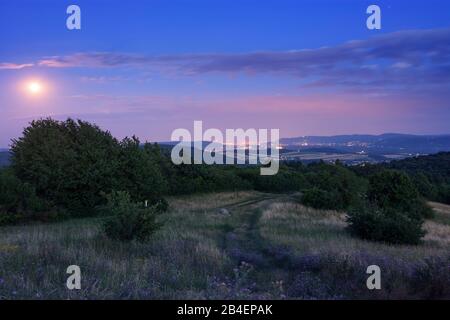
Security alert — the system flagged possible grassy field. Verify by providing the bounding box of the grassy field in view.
[0,191,449,299]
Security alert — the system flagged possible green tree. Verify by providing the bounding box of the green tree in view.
[303,162,365,210]
[347,169,428,245]
[116,137,168,203]
[11,118,121,215]
[368,170,432,218]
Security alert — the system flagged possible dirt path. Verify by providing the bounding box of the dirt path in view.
[211,193,281,212]
[219,195,300,295]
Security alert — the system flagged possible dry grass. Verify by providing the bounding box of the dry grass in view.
[1,192,449,299]
[0,192,264,299]
[423,221,450,245]
[259,201,450,260]
[167,191,258,211]
[429,201,450,226]
[429,201,450,215]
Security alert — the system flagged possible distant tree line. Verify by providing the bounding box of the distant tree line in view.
[1,118,447,244]
[352,152,450,205]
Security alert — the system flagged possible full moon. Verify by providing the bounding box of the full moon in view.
[27,81,43,95]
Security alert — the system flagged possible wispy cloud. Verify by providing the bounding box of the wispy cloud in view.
[23,28,450,88]
[0,62,34,70]
[2,28,450,91]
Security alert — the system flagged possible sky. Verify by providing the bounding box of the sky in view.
[0,0,450,147]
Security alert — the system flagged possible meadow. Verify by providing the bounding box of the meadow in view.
[0,191,449,299]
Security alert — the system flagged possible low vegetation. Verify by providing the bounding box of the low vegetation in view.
[354,152,450,205]
[101,191,164,242]
[0,192,449,299]
[347,170,430,245]
[0,118,445,245]
[0,118,450,299]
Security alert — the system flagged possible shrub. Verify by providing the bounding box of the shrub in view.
[301,188,341,210]
[152,198,169,213]
[347,201,425,245]
[368,169,432,218]
[347,169,428,244]
[102,191,163,242]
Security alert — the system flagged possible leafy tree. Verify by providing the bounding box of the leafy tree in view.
[368,170,433,218]
[116,137,168,203]
[385,152,450,204]
[347,169,428,245]
[11,119,171,216]
[412,173,437,200]
[11,118,122,215]
[302,162,365,210]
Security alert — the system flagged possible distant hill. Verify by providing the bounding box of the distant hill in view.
[3,133,449,168]
[161,133,450,155]
[387,152,450,181]
[280,133,450,155]
[159,134,450,164]
[280,146,347,154]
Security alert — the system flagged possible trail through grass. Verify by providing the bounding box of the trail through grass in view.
[0,191,449,299]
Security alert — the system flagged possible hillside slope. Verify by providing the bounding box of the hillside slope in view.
[0,191,448,299]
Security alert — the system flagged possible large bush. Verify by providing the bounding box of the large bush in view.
[347,170,427,245]
[347,202,425,245]
[368,170,433,218]
[301,187,342,210]
[102,191,163,242]
[11,118,121,215]
[10,118,168,216]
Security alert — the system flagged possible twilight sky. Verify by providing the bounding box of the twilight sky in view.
[1,0,450,147]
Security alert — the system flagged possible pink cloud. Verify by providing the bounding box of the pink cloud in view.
[0,62,33,70]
